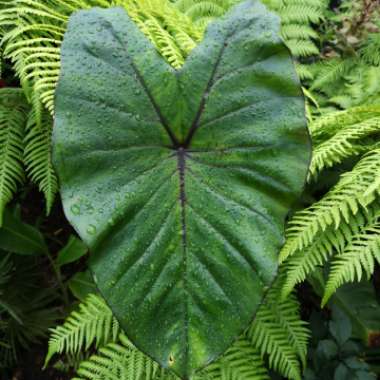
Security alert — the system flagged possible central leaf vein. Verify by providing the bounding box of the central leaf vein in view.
[183,40,227,148]
[129,60,180,147]
[110,26,180,147]
[177,147,189,368]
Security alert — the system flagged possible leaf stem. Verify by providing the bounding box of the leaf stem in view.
[45,250,69,306]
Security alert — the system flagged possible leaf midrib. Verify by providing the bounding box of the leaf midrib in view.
[176,147,189,372]
[160,21,245,370]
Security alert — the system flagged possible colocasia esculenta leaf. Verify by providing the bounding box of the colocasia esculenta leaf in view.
[53,1,311,378]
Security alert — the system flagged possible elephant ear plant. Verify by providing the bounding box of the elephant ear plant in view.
[53,0,311,378]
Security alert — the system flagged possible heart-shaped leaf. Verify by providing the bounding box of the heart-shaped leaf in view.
[53,1,311,377]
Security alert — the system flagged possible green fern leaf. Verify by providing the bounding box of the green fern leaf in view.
[72,333,161,380]
[280,24,318,40]
[23,99,58,213]
[310,105,380,144]
[0,88,28,224]
[309,116,380,179]
[47,288,309,379]
[44,294,119,367]
[280,208,372,298]
[285,39,319,57]
[323,215,380,305]
[310,59,354,93]
[280,149,380,263]
[280,4,323,24]
[206,339,268,380]
[248,285,310,380]
[0,0,201,114]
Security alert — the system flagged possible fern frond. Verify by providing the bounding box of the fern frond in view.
[280,149,380,263]
[280,206,374,297]
[178,0,227,28]
[310,26,380,108]
[0,0,201,115]
[280,24,318,40]
[174,0,231,24]
[268,0,323,58]
[285,38,319,57]
[24,102,58,213]
[73,333,161,380]
[323,214,380,305]
[310,104,380,143]
[210,339,269,380]
[248,285,310,380]
[330,66,380,109]
[279,4,323,24]
[174,0,324,58]
[0,88,28,225]
[47,287,310,379]
[138,17,185,69]
[62,320,270,380]
[125,0,202,69]
[310,59,355,93]
[361,33,380,66]
[45,294,119,367]
[309,116,380,179]
[161,4,202,54]
[295,64,313,81]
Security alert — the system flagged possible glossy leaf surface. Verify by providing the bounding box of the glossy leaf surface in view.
[53,1,311,377]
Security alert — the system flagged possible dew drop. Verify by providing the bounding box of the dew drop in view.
[87,224,97,235]
[71,204,81,215]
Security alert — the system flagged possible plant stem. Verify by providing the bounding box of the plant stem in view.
[45,250,69,306]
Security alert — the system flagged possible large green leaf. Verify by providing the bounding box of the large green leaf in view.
[53,1,311,378]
